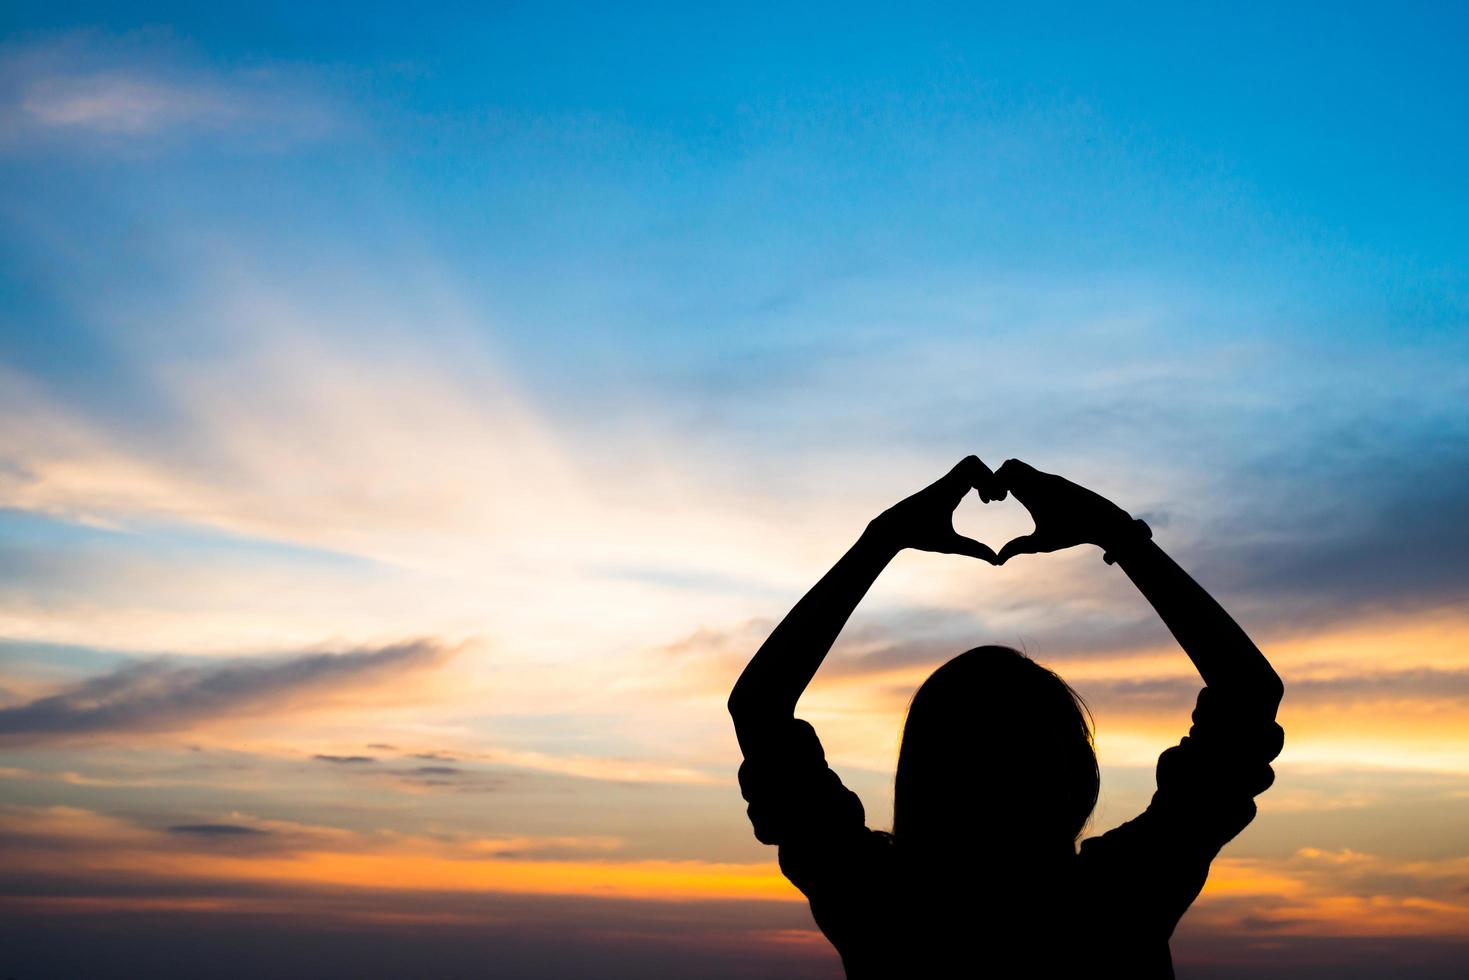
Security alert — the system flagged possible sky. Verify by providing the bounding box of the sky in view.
[1,2,1467,977]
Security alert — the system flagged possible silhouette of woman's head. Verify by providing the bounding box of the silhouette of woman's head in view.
[893,646,1098,853]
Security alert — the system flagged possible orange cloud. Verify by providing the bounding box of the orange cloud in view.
[0,805,798,905]
[6,804,1466,946]
[1194,849,1469,939]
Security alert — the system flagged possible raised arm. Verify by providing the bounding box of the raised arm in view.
[728,456,1000,757]
[992,459,1284,710]
[1108,536,1282,708]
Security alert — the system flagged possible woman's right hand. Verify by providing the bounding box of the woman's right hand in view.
[991,459,1138,564]
[867,455,1000,563]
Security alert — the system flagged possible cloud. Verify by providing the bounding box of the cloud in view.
[650,607,1157,697]
[0,33,337,150]
[1192,848,1469,940]
[0,804,793,904]
[167,824,270,837]
[1076,666,1469,711]
[22,72,241,134]
[0,641,450,743]
[312,755,376,765]
[1,804,1465,980]
[1194,437,1469,631]
[0,881,833,980]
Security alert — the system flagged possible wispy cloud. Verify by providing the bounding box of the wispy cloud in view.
[0,641,450,743]
[0,804,792,903]
[0,33,337,150]
[0,805,830,977]
[1193,437,1469,628]
[1195,848,1469,939]
[22,72,245,134]
[1,802,1465,971]
[167,823,269,837]
[1076,666,1469,711]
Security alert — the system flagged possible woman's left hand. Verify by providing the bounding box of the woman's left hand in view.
[867,455,1000,562]
[991,458,1136,564]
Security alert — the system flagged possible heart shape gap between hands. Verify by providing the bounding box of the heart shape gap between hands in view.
[872,455,1137,564]
[952,487,1037,562]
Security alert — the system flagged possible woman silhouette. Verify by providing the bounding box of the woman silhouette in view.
[729,456,1285,978]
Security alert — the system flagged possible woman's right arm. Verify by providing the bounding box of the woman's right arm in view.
[727,525,903,759]
[729,456,1001,758]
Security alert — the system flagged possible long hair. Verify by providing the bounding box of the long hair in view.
[892,645,1099,851]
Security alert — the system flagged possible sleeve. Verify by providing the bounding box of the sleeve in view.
[736,717,867,846]
[736,718,876,901]
[1149,684,1286,845]
[1079,686,1285,935]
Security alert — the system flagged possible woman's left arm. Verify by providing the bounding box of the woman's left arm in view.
[991,458,1283,709]
[1107,536,1284,710]
[728,456,999,757]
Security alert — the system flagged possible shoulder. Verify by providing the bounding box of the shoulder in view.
[1074,686,1286,924]
[1075,814,1213,939]
[778,825,893,899]
[1076,816,1152,869]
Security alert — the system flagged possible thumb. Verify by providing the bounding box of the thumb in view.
[944,533,999,565]
[995,458,1043,497]
[996,533,1043,565]
[940,455,986,504]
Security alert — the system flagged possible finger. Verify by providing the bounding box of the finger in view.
[945,455,1000,502]
[971,458,999,502]
[995,458,1037,484]
[995,533,1043,565]
[949,455,985,486]
[940,455,984,506]
[944,533,999,564]
[994,458,1040,501]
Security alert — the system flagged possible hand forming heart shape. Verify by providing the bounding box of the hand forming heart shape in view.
[870,456,1139,565]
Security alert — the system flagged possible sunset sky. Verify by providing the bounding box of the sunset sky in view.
[2,3,1468,978]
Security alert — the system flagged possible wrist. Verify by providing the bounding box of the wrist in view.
[1098,515,1153,565]
[861,517,905,557]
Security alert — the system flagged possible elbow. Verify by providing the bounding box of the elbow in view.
[1269,673,1285,706]
[726,685,793,727]
[726,689,766,753]
[1260,670,1285,713]
[1214,665,1284,717]
[727,686,754,722]
[727,667,770,720]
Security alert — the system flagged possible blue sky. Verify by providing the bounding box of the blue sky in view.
[3,2,1466,481]
[2,4,1468,978]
